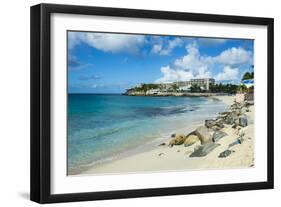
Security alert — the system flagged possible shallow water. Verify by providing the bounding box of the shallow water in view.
[67,94,227,174]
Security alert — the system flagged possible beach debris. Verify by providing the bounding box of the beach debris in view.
[158,153,165,156]
[184,134,200,147]
[228,137,244,148]
[190,142,220,157]
[158,142,166,146]
[194,126,212,144]
[177,150,180,152]
[218,149,235,158]
[171,133,176,138]
[239,115,248,127]
[212,130,228,142]
[168,134,187,147]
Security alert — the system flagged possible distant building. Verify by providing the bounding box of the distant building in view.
[175,78,215,91]
[146,88,161,95]
[178,85,191,92]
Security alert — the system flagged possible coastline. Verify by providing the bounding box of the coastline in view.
[77,95,254,176]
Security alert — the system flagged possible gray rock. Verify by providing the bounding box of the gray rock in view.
[218,149,234,158]
[215,119,225,129]
[212,130,228,142]
[190,142,220,157]
[205,119,216,128]
[219,111,230,116]
[240,107,247,114]
[239,115,248,127]
[224,112,238,125]
[228,137,244,148]
[224,116,234,125]
[194,126,212,144]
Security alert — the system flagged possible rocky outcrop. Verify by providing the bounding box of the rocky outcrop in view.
[168,134,187,147]
[184,134,200,147]
[212,130,228,142]
[205,119,216,128]
[239,115,248,127]
[190,142,220,157]
[224,112,238,125]
[165,98,252,161]
[194,126,212,144]
[205,119,224,130]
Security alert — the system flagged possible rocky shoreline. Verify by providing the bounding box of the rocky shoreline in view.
[167,99,253,159]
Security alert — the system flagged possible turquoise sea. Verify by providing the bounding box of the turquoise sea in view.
[67,94,227,174]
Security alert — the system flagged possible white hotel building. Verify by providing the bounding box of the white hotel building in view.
[176,78,215,91]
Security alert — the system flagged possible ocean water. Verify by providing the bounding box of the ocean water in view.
[67,94,227,174]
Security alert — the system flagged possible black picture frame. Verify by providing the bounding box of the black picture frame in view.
[30,3,274,204]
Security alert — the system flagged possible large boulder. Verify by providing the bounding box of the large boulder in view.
[233,109,242,116]
[212,130,228,142]
[184,134,200,147]
[224,112,238,125]
[215,119,225,129]
[205,119,216,128]
[194,126,212,144]
[240,107,247,115]
[168,134,187,147]
[239,115,248,127]
[190,142,220,157]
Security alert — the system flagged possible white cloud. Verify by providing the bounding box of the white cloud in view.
[156,42,251,83]
[69,32,146,54]
[173,42,213,71]
[151,37,183,56]
[155,66,194,83]
[155,42,212,83]
[215,66,239,81]
[215,47,252,66]
[68,32,82,49]
[151,44,162,54]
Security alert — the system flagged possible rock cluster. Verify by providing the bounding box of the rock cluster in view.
[167,100,251,158]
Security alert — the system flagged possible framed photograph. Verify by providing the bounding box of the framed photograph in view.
[30,3,274,203]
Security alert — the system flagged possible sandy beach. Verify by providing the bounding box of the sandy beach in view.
[80,95,254,175]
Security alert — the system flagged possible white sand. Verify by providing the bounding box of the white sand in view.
[81,95,254,175]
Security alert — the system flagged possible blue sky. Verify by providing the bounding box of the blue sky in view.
[68,31,254,93]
